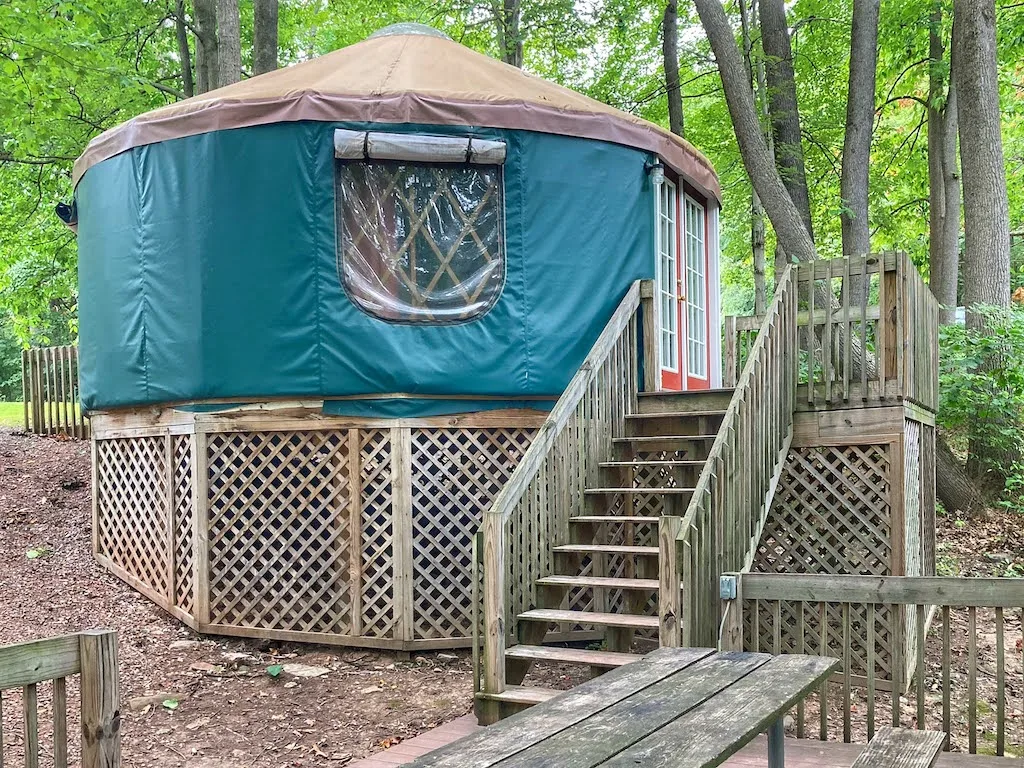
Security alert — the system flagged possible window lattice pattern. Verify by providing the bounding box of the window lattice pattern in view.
[338,162,504,324]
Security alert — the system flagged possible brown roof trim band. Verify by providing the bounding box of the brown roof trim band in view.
[73,91,721,201]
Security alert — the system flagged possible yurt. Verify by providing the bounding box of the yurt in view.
[74,24,722,650]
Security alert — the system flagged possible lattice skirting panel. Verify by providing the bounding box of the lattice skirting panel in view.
[91,409,537,649]
[750,408,937,683]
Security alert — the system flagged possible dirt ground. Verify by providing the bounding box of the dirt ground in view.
[0,430,474,767]
[2,429,1023,764]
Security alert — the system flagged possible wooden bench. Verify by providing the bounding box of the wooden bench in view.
[851,726,946,768]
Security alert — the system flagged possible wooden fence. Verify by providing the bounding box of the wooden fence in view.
[0,629,119,767]
[721,573,1024,755]
[663,265,798,648]
[22,346,88,438]
[478,280,645,721]
[724,253,939,413]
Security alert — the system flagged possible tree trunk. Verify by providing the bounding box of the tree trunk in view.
[758,0,814,242]
[936,433,984,514]
[693,0,817,264]
[663,0,685,138]
[194,0,218,93]
[494,0,523,67]
[175,0,195,98]
[740,0,767,311]
[954,0,1010,326]
[216,0,242,86]
[840,0,879,307]
[928,6,961,325]
[253,0,279,76]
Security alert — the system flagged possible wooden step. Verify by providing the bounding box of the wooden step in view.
[614,435,718,444]
[505,645,640,668]
[535,575,659,591]
[626,410,727,420]
[475,685,560,705]
[599,460,706,468]
[637,389,734,414]
[584,487,695,496]
[553,544,659,556]
[517,608,660,629]
[570,515,661,524]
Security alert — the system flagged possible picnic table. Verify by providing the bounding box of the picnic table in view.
[412,647,839,768]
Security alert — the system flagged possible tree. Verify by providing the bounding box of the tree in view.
[954,0,1010,327]
[839,0,879,304]
[194,0,219,93]
[739,0,767,313]
[928,4,960,325]
[495,0,523,67]
[693,0,817,264]
[175,0,195,98]
[758,0,813,243]
[662,0,684,138]
[217,0,241,86]
[254,0,279,76]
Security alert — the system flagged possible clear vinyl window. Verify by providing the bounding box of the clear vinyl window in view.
[336,161,505,324]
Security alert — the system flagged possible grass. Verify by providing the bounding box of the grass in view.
[0,402,24,428]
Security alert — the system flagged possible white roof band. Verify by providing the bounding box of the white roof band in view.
[334,129,506,165]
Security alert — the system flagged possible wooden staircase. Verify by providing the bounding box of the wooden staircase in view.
[478,389,734,713]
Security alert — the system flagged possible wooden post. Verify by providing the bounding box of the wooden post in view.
[79,630,120,768]
[391,426,414,645]
[640,279,659,393]
[192,432,211,626]
[479,513,506,725]
[723,315,737,387]
[719,573,743,651]
[659,515,682,647]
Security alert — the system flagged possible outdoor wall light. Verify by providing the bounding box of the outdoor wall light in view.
[645,159,665,187]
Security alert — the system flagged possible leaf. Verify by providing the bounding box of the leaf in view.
[161,698,179,710]
[266,664,283,677]
[26,546,51,559]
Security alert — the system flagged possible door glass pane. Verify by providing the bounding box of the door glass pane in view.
[656,181,678,372]
[685,196,706,379]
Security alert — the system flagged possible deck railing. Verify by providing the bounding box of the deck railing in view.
[720,573,1024,755]
[477,280,649,718]
[0,630,120,766]
[724,253,939,413]
[22,345,88,438]
[662,265,798,648]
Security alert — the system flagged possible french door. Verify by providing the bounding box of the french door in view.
[656,182,710,391]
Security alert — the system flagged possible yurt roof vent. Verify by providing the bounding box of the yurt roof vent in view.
[368,23,451,40]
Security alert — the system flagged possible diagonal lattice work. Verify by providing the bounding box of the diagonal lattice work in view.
[94,418,537,648]
[410,428,535,638]
[755,444,892,576]
[172,435,195,614]
[95,436,170,598]
[207,431,354,636]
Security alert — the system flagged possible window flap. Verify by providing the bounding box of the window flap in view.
[334,129,506,165]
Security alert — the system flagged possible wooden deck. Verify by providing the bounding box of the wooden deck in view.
[350,719,1018,768]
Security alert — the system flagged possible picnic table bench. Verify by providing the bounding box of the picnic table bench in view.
[411,647,839,767]
[850,727,946,768]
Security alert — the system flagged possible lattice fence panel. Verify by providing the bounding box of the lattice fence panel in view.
[95,436,170,599]
[755,444,892,576]
[410,428,535,639]
[359,430,395,638]
[207,431,353,635]
[172,435,195,615]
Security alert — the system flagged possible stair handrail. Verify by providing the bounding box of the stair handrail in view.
[477,279,649,722]
[664,265,798,648]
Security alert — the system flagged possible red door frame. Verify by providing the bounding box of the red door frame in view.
[658,178,682,391]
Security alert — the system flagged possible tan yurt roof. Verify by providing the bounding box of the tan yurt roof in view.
[74,24,719,198]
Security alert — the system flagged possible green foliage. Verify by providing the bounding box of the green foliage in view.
[939,305,1024,509]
